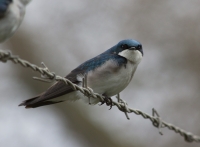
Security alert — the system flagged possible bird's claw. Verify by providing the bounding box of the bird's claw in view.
[99,96,113,110]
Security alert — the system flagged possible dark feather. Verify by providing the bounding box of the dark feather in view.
[20,99,64,108]
[19,96,40,106]
[26,101,64,108]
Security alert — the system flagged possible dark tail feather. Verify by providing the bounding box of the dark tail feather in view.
[19,97,63,108]
[19,96,39,107]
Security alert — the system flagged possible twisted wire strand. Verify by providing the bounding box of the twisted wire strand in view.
[0,50,200,143]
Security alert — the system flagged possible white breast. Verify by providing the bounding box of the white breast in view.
[86,59,138,97]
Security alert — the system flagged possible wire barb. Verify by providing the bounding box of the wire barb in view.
[116,94,130,120]
[152,108,163,135]
[1,50,200,143]
[33,62,56,83]
[0,50,12,62]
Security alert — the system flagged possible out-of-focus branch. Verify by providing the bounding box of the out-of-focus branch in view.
[1,50,200,143]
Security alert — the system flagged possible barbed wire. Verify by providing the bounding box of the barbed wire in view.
[0,49,200,143]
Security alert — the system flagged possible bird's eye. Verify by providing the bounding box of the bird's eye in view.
[121,44,129,49]
[137,45,142,49]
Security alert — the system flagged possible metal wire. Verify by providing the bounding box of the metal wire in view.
[0,50,200,143]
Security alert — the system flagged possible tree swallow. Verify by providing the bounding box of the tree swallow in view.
[19,39,143,108]
[0,0,31,43]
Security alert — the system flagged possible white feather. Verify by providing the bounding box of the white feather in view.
[118,49,142,64]
[0,0,31,43]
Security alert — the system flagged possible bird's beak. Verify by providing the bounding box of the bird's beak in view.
[129,47,136,50]
[129,46,143,56]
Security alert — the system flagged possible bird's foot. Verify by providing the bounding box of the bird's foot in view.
[99,95,113,110]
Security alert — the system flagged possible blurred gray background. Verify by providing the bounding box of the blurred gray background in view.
[0,0,200,147]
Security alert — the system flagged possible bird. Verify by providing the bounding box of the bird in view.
[19,39,143,108]
[0,0,31,43]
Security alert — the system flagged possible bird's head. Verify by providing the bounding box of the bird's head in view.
[111,39,143,64]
